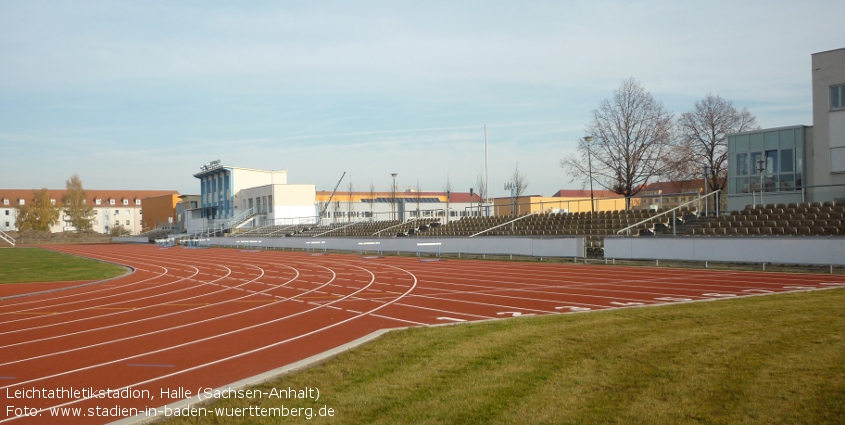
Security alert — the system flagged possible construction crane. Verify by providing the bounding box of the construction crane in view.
[318,172,346,224]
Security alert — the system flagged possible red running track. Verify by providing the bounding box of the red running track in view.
[1,244,844,424]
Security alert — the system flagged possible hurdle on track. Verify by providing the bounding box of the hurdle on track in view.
[181,238,211,249]
[235,240,263,252]
[358,241,381,255]
[306,241,326,253]
[155,238,175,249]
[417,242,442,257]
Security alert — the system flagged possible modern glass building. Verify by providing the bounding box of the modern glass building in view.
[726,126,809,210]
[725,47,845,211]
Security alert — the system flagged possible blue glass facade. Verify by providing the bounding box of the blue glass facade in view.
[198,168,234,219]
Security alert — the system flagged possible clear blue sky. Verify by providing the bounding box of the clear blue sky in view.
[1,1,841,197]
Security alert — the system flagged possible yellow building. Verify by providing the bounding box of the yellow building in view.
[492,190,629,216]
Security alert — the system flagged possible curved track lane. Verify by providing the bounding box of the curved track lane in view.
[1,244,843,424]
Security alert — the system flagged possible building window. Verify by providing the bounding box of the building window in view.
[109,199,115,205]
[4,210,8,216]
[5,222,9,227]
[94,220,98,226]
[832,85,845,111]
[126,220,130,226]
[123,199,129,205]
[96,199,101,205]
[728,127,803,195]
[93,210,98,215]
[2,199,8,205]
[115,210,119,215]
[18,199,24,205]
[135,199,141,205]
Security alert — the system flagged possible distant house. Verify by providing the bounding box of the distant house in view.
[0,189,179,235]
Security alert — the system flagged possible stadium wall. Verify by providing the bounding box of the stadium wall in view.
[209,236,585,258]
[604,236,845,266]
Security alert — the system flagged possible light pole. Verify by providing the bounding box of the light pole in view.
[505,182,516,215]
[446,190,451,224]
[756,159,765,207]
[584,136,595,213]
[702,164,710,216]
[391,173,397,221]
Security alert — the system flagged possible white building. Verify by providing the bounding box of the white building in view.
[187,162,316,234]
[0,189,180,235]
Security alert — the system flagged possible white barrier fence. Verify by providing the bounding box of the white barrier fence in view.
[118,236,585,258]
[605,236,845,266]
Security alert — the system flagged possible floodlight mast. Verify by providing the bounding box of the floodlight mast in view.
[485,125,489,214]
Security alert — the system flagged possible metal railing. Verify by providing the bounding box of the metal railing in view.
[0,229,15,247]
[616,190,721,236]
[372,217,422,237]
[227,207,258,229]
[748,183,845,207]
[469,212,537,238]
[311,221,360,238]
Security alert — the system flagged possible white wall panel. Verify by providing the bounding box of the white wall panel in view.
[605,236,845,265]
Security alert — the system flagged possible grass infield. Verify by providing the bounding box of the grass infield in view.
[161,287,845,425]
[0,247,126,284]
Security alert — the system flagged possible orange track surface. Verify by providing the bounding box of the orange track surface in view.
[1,244,843,424]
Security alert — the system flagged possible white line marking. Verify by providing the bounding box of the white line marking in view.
[436,317,467,322]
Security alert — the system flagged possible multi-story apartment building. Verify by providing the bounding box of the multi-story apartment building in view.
[0,189,179,235]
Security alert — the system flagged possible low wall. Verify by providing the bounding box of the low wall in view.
[112,236,149,244]
[206,236,585,258]
[605,236,845,266]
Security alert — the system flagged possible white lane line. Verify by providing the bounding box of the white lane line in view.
[555,306,592,312]
[436,317,467,322]
[0,261,417,421]
[610,301,646,307]
[0,263,306,358]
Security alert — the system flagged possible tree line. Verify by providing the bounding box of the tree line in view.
[561,77,759,209]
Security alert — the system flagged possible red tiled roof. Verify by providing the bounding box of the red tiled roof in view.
[638,180,703,194]
[552,189,623,198]
[0,189,180,206]
[315,190,482,202]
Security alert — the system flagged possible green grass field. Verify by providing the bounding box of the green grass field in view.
[0,247,126,284]
[161,287,845,425]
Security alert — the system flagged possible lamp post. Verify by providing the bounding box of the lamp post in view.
[505,182,516,216]
[702,164,710,216]
[756,159,765,207]
[446,190,451,224]
[584,136,595,213]
[390,173,397,221]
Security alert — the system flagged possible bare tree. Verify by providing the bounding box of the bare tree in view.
[17,189,60,232]
[561,78,674,209]
[368,182,376,221]
[345,178,354,223]
[675,94,758,192]
[62,174,93,233]
[506,164,529,215]
[475,170,487,215]
[510,164,529,197]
